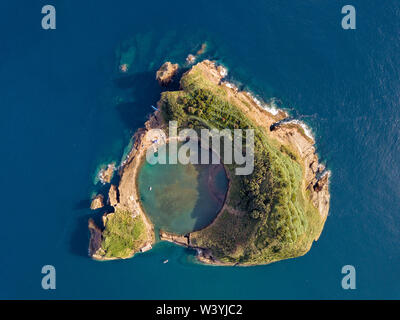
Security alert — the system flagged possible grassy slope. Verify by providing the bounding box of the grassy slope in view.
[160,65,324,265]
[100,210,148,259]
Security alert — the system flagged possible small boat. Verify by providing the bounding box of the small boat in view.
[149,186,152,191]
[150,105,158,111]
[163,259,169,264]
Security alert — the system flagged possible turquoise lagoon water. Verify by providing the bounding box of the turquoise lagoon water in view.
[138,144,228,234]
[0,0,399,299]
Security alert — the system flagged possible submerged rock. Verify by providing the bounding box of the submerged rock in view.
[196,43,207,56]
[156,62,179,86]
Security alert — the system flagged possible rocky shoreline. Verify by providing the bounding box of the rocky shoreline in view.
[88,112,163,260]
[196,60,329,218]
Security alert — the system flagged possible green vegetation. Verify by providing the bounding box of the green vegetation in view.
[159,64,324,265]
[101,209,148,259]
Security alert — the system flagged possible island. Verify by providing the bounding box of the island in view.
[88,59,330,265]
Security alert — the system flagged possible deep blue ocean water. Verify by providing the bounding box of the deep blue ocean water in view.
[0,0,399,299]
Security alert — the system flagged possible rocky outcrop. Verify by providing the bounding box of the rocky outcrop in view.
[90,194,104,210]
[119,63,128,73]
[99,163,115,184]
[186,54,196,64]
[88,218,103,258]
[156,62,179,86]
[108,184,118,207]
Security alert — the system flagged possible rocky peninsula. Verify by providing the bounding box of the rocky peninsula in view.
[88,59,330,265]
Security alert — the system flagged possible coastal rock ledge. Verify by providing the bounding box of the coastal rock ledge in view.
[89,58,330,265]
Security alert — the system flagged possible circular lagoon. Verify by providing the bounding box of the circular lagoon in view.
[137,143,229,235]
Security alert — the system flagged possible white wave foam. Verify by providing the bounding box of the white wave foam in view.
[247,92,280,116]
[221,81,238,91]
[285,119,315,140]
[320,169,331,179]
[218,66,228,78]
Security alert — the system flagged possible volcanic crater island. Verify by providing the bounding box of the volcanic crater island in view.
[88,58,330,266]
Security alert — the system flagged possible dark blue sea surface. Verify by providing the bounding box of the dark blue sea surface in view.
[0,0,399,299]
